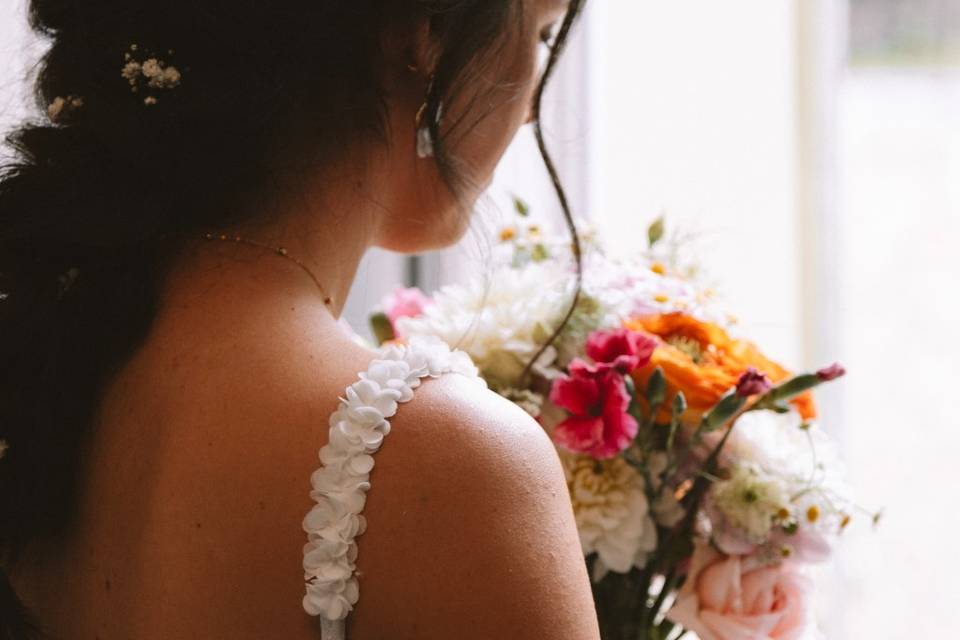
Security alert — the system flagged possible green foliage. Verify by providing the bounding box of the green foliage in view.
[513,195,530,217]
[369,311,395,346]
[751,373,822,413]
[647,216,665,248]
[700,390,745,433]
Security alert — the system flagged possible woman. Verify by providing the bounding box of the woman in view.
[0,0,600,638]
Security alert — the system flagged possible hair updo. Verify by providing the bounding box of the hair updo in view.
[0,0,585,635]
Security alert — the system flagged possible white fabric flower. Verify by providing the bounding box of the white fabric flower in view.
[302,339,481,621]
[561,451,657,581]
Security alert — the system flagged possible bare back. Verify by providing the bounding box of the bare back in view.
[11,258,599,639]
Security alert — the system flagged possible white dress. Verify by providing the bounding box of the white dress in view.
[301,336,484,639]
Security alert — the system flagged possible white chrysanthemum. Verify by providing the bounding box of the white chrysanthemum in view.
[724,410,845,488]
[705,410,853,558]
[397,262,570,389]
[561,451,657,581]
[711,463,788,542]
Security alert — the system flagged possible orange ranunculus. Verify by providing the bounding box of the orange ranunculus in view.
[624,313,816,422]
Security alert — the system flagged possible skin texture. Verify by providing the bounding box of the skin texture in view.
[13,0,601,637]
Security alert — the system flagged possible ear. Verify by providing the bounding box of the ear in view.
[381,15,439,80]
[409,17,441,76]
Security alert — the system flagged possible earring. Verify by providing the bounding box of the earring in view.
[415,73,437,159]
[415,102,433,159]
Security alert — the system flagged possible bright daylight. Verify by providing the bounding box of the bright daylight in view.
[0,1,956,639]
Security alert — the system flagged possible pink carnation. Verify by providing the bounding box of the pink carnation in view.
[381,287,432,334]
[550,359,638,459]
[735,367,772,398]
[585,328,657,374]
[816,363,846,382]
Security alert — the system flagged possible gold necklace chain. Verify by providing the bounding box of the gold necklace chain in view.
[202,232,334,307]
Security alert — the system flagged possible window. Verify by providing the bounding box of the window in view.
[836,1,960,637]
[484,2,956,637]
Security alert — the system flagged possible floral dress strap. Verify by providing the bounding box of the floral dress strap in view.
[301,336,484,640]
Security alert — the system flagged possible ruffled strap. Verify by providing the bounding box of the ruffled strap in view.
[302,336,484,630]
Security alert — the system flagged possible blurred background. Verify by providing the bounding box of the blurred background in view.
[1,1,957,637]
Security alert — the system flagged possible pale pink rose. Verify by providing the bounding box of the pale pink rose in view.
[381,287,432,335]
[668,543,820,640]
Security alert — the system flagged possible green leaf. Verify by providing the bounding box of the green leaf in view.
[751,373,822,412]
[513,195,530,217]
[648,216,666,248]
[369,311,395,346]
[701,390,745,433]
[769,373,821,402]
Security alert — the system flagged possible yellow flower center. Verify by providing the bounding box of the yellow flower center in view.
[666,335,704,364]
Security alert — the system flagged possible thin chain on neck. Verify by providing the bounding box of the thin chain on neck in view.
[202,232,334,308]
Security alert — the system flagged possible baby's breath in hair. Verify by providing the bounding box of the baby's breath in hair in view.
[121,43,182,105]
[47,94,84,123]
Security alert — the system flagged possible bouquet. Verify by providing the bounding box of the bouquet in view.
[370,205,876,640]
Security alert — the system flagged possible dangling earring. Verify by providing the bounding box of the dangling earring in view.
[415,73,437,159]
[415,102,433,159]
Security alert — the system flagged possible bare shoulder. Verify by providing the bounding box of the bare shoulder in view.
[349,372,601,640]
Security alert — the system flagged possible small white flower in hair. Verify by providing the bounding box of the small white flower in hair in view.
[47,94,84,123]
[147,67,179,89]
[123,45,182,103]
[47,96,66,121]
[122,61,141,84]
[141,58,162,79]
[161,66,181,87]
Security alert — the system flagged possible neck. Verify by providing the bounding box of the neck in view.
[169,151,390,322]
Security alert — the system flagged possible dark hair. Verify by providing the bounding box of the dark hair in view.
[0,0,585,635]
